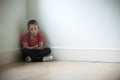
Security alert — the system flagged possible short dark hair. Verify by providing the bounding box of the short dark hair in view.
[28,20,38,28]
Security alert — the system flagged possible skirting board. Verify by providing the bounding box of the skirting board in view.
[0,48,120,65]
[51,48,120,63]
[0,49,22,65]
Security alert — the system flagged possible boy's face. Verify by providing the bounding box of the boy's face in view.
[28,24,38,35]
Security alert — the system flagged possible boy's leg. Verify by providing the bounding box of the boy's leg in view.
[22,48,51,62]
[21,49,39,61]
[21,49,32,60]
[32,50,43,61]
[36,47,51,59]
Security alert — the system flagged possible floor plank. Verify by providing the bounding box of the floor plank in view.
[0,61,120,80]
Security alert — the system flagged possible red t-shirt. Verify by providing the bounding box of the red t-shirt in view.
[21,32,44,47]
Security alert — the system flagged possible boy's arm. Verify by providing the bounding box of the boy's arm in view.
[35,42,44,50]
[22,43,38,49]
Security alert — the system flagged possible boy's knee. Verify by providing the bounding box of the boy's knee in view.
[21,49,31,55]
[44,47,51,54]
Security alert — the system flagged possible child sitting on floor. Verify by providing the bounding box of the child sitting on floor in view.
[21,20,53,62]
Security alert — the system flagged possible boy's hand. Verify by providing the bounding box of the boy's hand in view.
[35,46,44,50]
[27,44,38,49]
[34,44,39,48]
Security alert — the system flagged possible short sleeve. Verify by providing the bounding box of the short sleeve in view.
[21,34,28,43]
[38,33,44,42]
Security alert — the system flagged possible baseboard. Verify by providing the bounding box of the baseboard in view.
[0,48,119,65]
[51,48,120,63]
[0,49,22,65]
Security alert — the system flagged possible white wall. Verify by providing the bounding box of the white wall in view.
[0,0,27,65]
[0,0,27,52]
[27,0,120,50]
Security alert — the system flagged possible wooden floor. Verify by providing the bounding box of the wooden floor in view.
[0,61,120,80]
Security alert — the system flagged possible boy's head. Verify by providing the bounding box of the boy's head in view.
[28,20,39,35]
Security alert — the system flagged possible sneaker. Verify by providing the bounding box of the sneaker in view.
[43,55,53,62]
[25,56,32,63]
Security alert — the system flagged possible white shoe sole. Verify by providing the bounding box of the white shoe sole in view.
[25,56,32,63]
[43,56,53,62]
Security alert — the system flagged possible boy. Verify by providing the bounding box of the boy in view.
[21,20,53,62]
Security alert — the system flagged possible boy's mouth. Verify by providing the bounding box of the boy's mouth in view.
[30,32,37,36]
